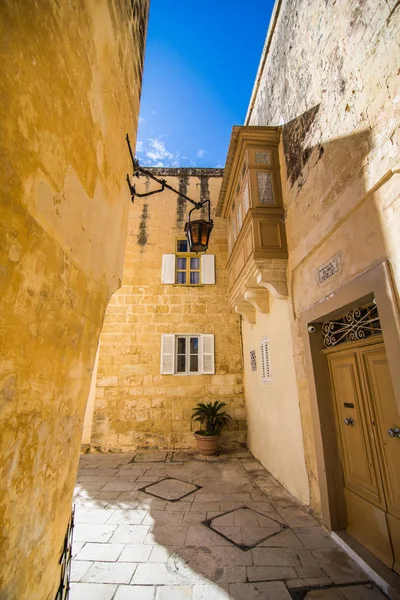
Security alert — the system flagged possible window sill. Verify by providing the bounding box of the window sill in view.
[172,284,205,287]
[170,372,203,376]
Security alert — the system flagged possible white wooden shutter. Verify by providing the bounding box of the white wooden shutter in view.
[201,334,215,374]
[160,334,175,374]
[161,254,175,284]
[201,254,215,284]
[260,338,271,382]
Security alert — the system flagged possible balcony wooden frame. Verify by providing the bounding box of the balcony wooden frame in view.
[216,126,288,310]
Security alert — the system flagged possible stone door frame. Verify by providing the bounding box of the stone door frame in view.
[300,260,400,530]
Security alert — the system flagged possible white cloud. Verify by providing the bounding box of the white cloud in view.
[146,138,174,162]
[139,117,146,124]
[197,149,205,158]
[136,140,143,153]
[139,137,181,167]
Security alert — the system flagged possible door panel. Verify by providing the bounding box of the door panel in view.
[345,488,393,568]
[361,345,400,520]
[328,351,386,510]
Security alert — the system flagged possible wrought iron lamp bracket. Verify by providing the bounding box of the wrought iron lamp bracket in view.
[126,133,209,212]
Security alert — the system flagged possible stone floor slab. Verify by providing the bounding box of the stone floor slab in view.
[133,451,168,462]
[247,565,297,581]
[114,585,155,600]
[81,561,137,584]
[109,525,150,544]
[118,544,153,562]
[312,549,369,585]
[191,584,230,600]
[75,542,125,562]
[73,523,118,543]
[69,583,117,600]
[293,527,338,550]
[228,581,292,599]
[70,561,93,582]
[107,509,148,525]
[156,585,192,600]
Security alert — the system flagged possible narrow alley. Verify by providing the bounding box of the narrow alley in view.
[71,450,386,599]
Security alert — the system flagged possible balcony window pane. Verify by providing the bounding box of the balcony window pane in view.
[177,257,186,270]
[177,271,186,284]
[255,151,271,165]
[257,172,274,205]
[190,258,200,269]
[243,180,249,215]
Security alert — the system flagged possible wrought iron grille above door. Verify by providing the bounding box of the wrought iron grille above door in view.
[322,302,381,348]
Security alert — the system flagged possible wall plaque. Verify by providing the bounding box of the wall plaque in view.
[317,255,340,285]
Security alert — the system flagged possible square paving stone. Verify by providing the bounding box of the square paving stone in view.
[139,477,201,502]
[228,581,292,599]
[131,451,168,463]
[81,561,137,584]
[203,506,287,551]
[114,586,156,600]
[69,583,117,600]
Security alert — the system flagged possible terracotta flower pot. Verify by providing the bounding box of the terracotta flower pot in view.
[194,432,220,456]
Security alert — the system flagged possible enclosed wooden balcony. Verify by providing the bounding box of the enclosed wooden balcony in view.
[216,126,288,322]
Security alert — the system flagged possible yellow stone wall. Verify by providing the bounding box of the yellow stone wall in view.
[91,171,246,451]
[0,1,148,597]
[247,0,400,514]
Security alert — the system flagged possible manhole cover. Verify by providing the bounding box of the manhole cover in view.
[203,506,287,551]
[138,477,201,502]
[167,546,224,581]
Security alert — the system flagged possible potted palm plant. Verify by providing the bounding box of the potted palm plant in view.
[192,400,232,456]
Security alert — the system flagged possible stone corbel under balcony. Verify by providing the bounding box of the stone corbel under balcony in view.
[244,289,270,314]
[234,301,256,324]
[255,262,288,299]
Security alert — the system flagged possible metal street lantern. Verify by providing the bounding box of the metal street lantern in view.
[184,204,214,253]
[126,134,214,253]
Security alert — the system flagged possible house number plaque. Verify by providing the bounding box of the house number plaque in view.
[317,255,340,285]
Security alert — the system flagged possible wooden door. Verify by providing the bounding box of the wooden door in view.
[327,342,394,567]
[361,344,400,574]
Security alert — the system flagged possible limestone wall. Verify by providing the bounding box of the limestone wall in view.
[0,1,148,597]
[247,0,400,513]
[241,296,310,505]
[90,171,246,451]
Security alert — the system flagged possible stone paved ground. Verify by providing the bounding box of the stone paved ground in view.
[70,450,385,600]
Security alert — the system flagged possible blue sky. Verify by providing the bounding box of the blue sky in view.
[136,0,274,168]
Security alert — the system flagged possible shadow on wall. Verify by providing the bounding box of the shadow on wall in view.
[279,107,398,521]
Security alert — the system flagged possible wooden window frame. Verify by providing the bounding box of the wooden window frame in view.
[175,334,201,375]
[175,238,202,286]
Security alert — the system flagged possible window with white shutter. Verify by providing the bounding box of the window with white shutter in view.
[160,334,214,375]
[161,254,175,284]
[161,240,215,285]
[201,334,215,374]
[160,334,175,374]
[201,255,215,285]
[260,337,271,382]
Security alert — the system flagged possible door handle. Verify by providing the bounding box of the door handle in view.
[388,427,400,438]
[344,418,354,426]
